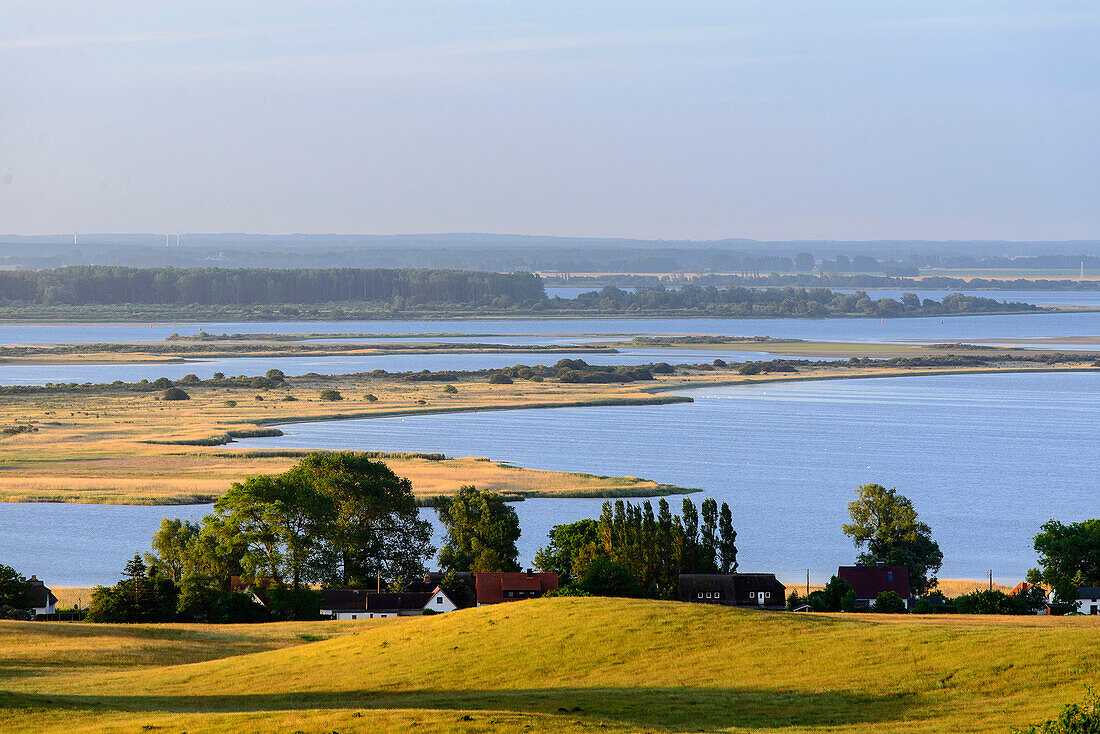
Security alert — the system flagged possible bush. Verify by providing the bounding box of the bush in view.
[265,588,322,621]
[162,387,190,401]
[282,395,298,402]
[249,376,274,389]
[319,389,343,401]
[153,377,173,389]
[442,384,458,394]
[1014,689,1100,733]
[577,557,642,598]
[871,590,907,613]
[223,400,237,407]
[180,374,200,383]
[488,373,513,385]
[364,393,378,402]
[265,368,286,382]
[738,362,763,375]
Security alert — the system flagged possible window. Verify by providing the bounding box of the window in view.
[705,592,712,599]
[749,592,755,598]
[436,596,444,604]
[764,592,770,599]
[352,615,358,620]
[887,571,894,582]
[697,592,704,599]
[715,591,721,599]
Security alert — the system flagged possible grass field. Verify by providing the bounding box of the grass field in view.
[2,597,1097,733]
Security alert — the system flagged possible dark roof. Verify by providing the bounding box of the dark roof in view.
[837,565,911,599]
[319,589,370,610]
[677,573,786,604]
[365,591,434,612]
[27,578,56,608]
[1076,587,1100,599]
[407,571,474,594]
[475,572,558,604]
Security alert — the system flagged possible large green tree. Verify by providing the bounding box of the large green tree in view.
[842,483,943,595]
[534,518,599,584]
[0,564,33,610]
[283,452,434,587]
[1030,518,1100,589]
[437,485,521,572]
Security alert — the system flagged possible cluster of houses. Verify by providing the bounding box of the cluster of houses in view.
[21,565,1100,619]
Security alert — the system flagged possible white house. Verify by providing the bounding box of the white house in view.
[1072,587,1100,615]
[27,576,57,615]
[319,586,458,620]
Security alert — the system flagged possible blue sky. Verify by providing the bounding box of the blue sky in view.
[0,1,1096,240]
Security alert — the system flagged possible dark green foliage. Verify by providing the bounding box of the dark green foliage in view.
[162,387,190,401]
[364,393,378,402]
[0,564,33,610]
[534,519,600,585]
[487,373,513,384]
[954,588,1046,615]
[786,590,807,610]
[1013,689,1100,734]
[265,368,286,382]
[264,588,322,621]
[0,266,545,306]
[842,483,943,595]
[437,486,521,572]
[442,384,458,394]
[318,388,343,401]
[86,575,179,623]
[871,590,907,613]
[577,558,642,598]
[807,576,856,612]
[1032,519,1100,590]
[536,497,734,599]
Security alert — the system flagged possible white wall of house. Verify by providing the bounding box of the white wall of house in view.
[33,601,55,615]
[425,591,457,614]
[1075,595,1100,615]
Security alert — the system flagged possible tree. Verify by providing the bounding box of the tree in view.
[319,389,343,401]
[842,484,943,595]
[681,498,700,574]
[162,387,190,401]
[717,503,738,573]
[437,486,521,572]
[699,499,719,574]
[807,575,855,612]
[1031,519,1100,589]
[213,472,330,590]
[576,557,642,598]
[534,519,600,585]
[148,518,200,582]
[284,452,434,587]
[123,553,148,580]
[0,564,33,610]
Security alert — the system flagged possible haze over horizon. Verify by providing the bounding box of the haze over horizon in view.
[2,2,1097,242]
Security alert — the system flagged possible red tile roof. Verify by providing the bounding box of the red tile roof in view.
[474,572,558,604]
[837,565,911,600]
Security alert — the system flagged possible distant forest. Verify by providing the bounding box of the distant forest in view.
[0,267,545,307]
[0,266,1040,319]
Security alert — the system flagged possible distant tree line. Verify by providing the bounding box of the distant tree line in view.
[0,266,545,306]
[535,497,738,599]
[554,286,1037,317]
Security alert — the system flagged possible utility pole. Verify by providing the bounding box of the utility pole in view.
[806,569,810,596]
[989,570,993,591]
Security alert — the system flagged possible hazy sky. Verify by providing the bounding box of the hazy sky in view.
[1,1,1097,240]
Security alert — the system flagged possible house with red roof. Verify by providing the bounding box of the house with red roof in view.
[837,564,912,609]
[474,570,558,605]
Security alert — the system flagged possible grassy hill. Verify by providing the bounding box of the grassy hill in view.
[3,597,1098,733]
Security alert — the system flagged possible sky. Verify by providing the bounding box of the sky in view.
[0,1,1097,241]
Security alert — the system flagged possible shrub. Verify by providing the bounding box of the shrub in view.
[254,395,263,401]
[1013,689,1100,733]
[488,373,513,385]
[223,400,237,407]
[180,374,200,383]
[872,590,907,613]
[282,394,298,402]
[265,368,286,382]
[213,372,226,379]
[152,377,173,389]
[442,384,458,394]
[738,362,763,375]
[364,393,378,402]
[577,557,642,598]
[162,387,190,401]
[249,376,274,389]
[319,389,343,402]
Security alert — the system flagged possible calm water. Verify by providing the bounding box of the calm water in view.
[4,371,1098,586]
[232,371,1100,584]
[3,309,1100,347]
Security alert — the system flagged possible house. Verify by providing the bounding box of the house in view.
[474,570,558,605]
[319,586,458,620]
[1072,587,1100,616]
[407,571,477,607]
[27,576,57,615]
[677,574,786,609]
[837,564,912,609]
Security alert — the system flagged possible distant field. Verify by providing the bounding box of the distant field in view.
[919,268,1100,280]
[2,597,1098,733]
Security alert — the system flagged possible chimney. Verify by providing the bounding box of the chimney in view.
[525,568,533,578]
[30,575,36,581]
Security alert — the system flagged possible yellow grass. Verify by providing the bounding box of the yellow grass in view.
[2,597,1099,733]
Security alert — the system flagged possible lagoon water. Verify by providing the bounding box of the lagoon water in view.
[233,371,1100,584]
